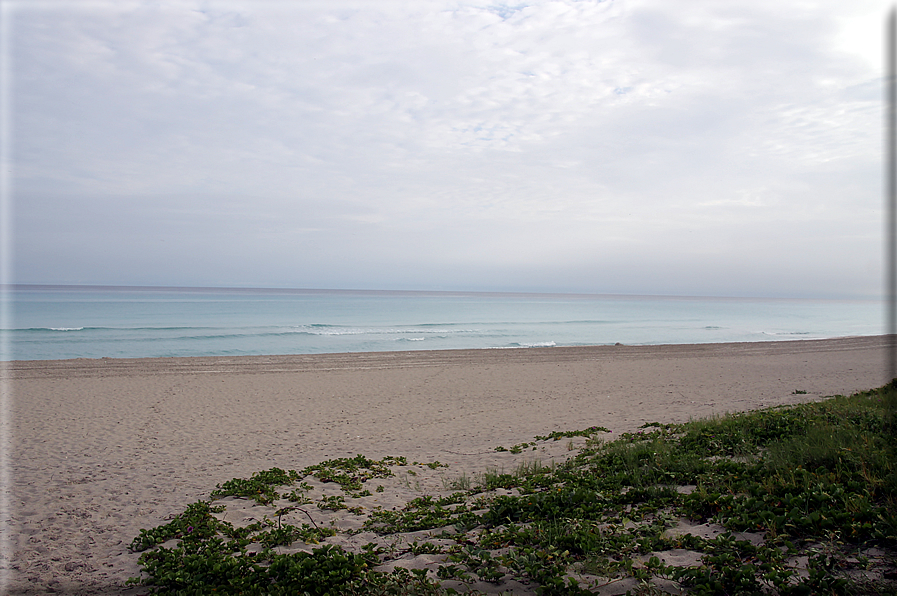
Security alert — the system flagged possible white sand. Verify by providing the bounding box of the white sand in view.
[3,336,892,594]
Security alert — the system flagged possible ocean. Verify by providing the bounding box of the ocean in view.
[1,285,884,361]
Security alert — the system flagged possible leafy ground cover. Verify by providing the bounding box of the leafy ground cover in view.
[128,384,897,595]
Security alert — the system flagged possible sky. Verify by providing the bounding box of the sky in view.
[2,0,891,298]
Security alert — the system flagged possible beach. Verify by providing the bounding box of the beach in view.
[4,336,893,595]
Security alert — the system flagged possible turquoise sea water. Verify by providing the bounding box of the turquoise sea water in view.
[1,285,884,361]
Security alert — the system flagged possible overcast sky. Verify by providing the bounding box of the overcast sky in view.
[3,0,890,298]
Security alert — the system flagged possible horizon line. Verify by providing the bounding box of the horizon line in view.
[2,283,882,302]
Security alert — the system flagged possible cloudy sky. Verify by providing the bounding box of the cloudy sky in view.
[3,0,890,297]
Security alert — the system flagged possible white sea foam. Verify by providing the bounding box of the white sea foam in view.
[488,341,558,349]
[287,326,474,336]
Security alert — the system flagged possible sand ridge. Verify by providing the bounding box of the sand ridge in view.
[3,336,893,594]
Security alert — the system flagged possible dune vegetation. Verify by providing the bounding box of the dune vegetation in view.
[128,384,897,595]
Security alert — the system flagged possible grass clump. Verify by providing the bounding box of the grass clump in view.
[129,385,897,595]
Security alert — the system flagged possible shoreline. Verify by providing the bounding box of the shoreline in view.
[5,335,895,594]
[5,334,889,375]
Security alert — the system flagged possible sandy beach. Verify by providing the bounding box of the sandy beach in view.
[3,336,893,595]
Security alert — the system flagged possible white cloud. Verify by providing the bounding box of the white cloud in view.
[8,0,890,297]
